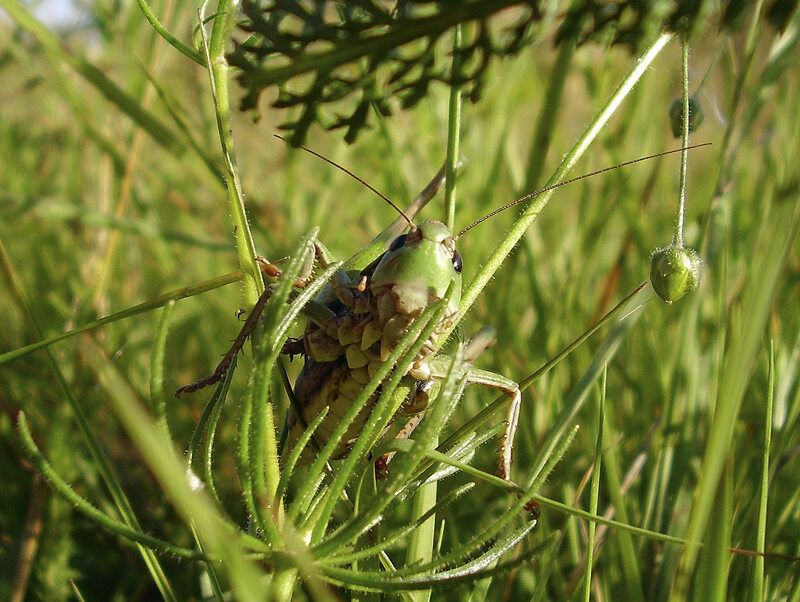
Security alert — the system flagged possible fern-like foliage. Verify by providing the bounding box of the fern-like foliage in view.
[229,0,745,145]
[229,0,540,144]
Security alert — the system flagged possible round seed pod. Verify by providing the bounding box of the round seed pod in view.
[669,97,704,138]
[650,245,703,303]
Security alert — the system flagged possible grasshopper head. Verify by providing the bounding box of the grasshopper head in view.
[369,220,462,317]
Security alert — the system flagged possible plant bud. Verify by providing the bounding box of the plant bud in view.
[650,245,702,303]
[669,97,704,138]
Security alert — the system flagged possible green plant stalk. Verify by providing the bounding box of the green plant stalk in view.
[695,463,732,601]
[200,1,263,306]
[674,33,690,247]
[530,490,698,547]
[150,300,176,441]
[0,270,245,366]
[275,407,330,500]
[405,462,439,600]
[187,359,236,469]
[236,370,260,528]
[444,24,463,232]
[190,524,226,602]
[600,416,644,601]
[202,367,237,508]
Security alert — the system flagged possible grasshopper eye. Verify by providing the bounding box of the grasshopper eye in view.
[389,234,407,252]
[452,250,463,273]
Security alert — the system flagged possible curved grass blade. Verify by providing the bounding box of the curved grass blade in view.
[17,414,205,561]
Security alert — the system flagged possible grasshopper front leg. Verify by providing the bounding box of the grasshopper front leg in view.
[174,243,337,397]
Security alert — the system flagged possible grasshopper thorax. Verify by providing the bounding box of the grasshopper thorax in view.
[369,220,462,320]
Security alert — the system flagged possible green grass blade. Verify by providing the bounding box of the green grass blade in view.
[752,341,775,599]
[198,5,263,305]
[583,367,605,602]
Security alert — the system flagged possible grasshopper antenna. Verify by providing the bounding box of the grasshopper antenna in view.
[456,143,712,239]
[274,134,414,226]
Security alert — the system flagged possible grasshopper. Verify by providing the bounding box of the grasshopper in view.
[177,142,702,482]
[176,152,521,478]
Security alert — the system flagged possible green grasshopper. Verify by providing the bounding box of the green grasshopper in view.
[177,142,699,482]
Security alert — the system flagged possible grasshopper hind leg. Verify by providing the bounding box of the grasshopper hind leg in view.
[427,327,522,482]
[461,368,521,481]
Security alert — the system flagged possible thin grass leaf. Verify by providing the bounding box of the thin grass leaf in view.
[203,362,236,510]
[276,406,329,500]
[0,270,246,366]
[187,357,237,469]
[322,521,537,590]
[752,340,775,599]
[321,484,475,565]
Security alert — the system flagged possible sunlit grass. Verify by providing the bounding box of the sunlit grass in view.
[1,2,799,600]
